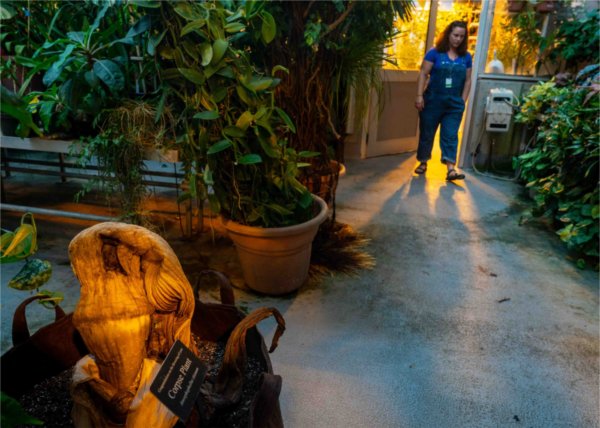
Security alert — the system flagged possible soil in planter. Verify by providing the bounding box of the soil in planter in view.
[17,368,74,428]
[193,338,266,428]
[16,338,266,428]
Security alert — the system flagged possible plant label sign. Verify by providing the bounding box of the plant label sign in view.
[150,340,207,422]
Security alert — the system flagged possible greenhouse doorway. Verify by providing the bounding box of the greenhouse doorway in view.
[357,0,481,159]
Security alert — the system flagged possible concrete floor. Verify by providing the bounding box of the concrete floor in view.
[1,151,598,427]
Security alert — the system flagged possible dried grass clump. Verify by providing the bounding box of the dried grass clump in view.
[310,221,375,278]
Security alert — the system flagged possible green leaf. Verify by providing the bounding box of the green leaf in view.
[1,392,43,426]
[0,4,16,20]
[181,40,200,62]
[255,128,279,158]
[174,3,204,21]
[194,110,220,120]
[88,4,109,44]
[36,290,64,309]
[43,44,76,86]
[207,193,220,213]
[84,70,100,88]
[581,204,593,217]
[591,204,599,219]
[298,150,320,158]
[212,86,228,103]
[199,42,213,66]
[128,0,161,7]
[203,167,214,185]
[557,224,574,241]
[203,64,223,79]
[226,9,244,22]
[275,107,296,133]
[211,39,228,65]
[238,154,262,164]
[124,15,151,40]
[155,90,167,123]
[299,191,314,209]
[224,126,246,138]
[267,203,293,216]
[147,30,167,56]
[67,31,85,45]
[8,259,52,290]
[0,97,41,137]
[224,22,245,33]
[178,68,205,85]
[93,60,125,91]
[207,139,232,154]
[236,85,254,105]
[216,66,235,79]
[181,19,207,36]
[236,111,254,130]
[38,101,55,131]
[247,77,273,92]
[261,11,276,43]
[272,65,289,75]
[244,0,258,17]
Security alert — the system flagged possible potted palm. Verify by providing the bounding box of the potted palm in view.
[152,1,328,295]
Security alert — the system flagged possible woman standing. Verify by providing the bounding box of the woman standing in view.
[414,21,472,181]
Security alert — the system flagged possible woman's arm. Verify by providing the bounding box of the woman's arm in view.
[462,67,472,102]
[415,60,433,112]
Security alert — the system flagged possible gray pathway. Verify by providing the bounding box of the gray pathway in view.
[255,154,599,428]
[1,152,598,427]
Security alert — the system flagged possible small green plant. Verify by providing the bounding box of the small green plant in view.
[0,213,63,308]
[514,65,599,267]
[72,99,177,224]
[74,132,149,225]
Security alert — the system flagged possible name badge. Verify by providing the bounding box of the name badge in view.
[445,78,452,88]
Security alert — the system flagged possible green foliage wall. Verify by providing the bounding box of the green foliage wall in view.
[514,65,599,267]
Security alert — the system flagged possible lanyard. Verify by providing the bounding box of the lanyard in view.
[441,54,463,88]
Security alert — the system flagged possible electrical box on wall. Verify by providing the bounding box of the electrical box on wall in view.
[485,88,514,132]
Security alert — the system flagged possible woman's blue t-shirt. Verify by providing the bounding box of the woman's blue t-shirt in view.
[424,48,472,80]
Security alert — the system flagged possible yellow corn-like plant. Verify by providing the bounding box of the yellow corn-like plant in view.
[1,213,38,264]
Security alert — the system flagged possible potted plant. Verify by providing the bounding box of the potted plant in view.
[249,1,413,206]
[149,1,328,294]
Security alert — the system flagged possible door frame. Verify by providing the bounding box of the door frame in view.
[357,0,494,165]
[458,0,493,167]
[359,0,440,159]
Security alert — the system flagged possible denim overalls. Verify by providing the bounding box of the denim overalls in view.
[417,52,467,165]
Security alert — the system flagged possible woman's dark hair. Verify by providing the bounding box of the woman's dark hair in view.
[435,21,468,55]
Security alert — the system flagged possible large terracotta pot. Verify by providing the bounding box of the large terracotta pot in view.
[222,195,329,295]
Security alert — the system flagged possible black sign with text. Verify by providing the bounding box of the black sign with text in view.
[150,340,207,422]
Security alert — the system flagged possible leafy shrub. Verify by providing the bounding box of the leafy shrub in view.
[514,65,599,267]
